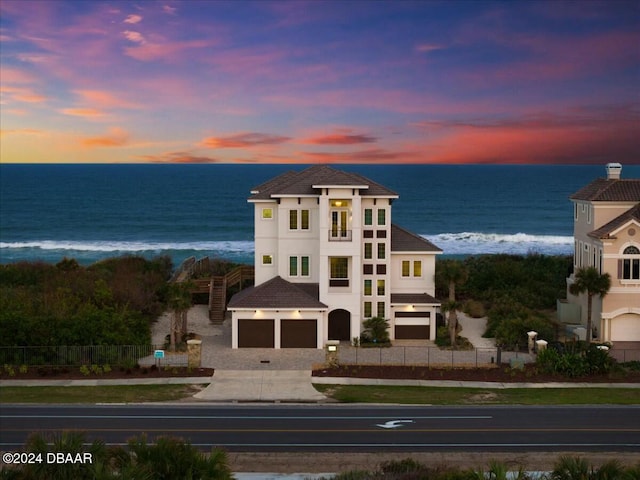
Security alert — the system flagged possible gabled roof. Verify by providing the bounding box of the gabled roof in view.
[249,165,398,200]
[570,178,640,202]
[391,293,440,305]
[588,203,640,239]
[391,224,442,253]
[227,276,327,309]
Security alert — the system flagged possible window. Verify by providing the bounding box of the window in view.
[262,254,273,265]
[289,256,310,277]
[402,261,410,277]
[289,256,297,276]
[377,243,385,259]
[262,208,273,219]
[330,257,349,286]
[364,279,372,296]
[377,209,386,226]
[364,302,372,318]
[289,209,310,230]
[413,261,422,277]
[364,243,372,259]
[377,301,385,318]
[364,208,373,226]
[377,279,385,296]
[620,246,640,280]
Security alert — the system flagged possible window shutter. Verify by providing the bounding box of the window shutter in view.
[618,259,623,279]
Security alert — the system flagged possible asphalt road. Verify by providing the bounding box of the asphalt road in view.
[1,404,639,453]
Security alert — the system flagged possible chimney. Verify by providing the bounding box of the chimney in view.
[606,163,622,180]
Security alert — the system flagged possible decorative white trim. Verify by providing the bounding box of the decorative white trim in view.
[602,307,640,320]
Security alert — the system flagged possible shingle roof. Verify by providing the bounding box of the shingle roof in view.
[570,178,640,202]
[391,224,442,253]
[249,165,398,200]
[391,293,440,305]
[227,276,327,309]
[588,203,640,239]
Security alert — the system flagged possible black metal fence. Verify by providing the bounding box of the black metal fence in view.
[0,345,156,367]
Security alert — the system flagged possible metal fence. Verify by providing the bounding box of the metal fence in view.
[337,346,533,367]
[336,345,640,367]
[0,345,173,367]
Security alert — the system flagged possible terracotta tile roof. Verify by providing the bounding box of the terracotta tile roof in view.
[588,203,640,239]
[249,165,397,200]
[391,224,442,253]
[391,293,439,305]
[570,178,640,202]
[227,276,327,309]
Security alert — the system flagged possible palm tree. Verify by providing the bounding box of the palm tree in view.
[441,300,463,348]
[436,260,468,348]
[569,267,611,344]
[167,281,193,351]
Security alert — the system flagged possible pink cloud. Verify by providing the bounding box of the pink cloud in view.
[200,132,290,148]
[124,39,213,62]
[1,86,47,103]
[137,151,219,163]
[302,132,377,145]
[74,89,140,109]
[80,127,129,147]
[123,14,143,24]
[413,107,640,164]
[60,108,105,118]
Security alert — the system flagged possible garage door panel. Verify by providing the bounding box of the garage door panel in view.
[611,314,640,342]
[238,319,274,348]
[395,325,430,340]
[281,319,317,348]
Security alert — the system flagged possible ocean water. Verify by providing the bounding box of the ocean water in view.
[2,164,637,268]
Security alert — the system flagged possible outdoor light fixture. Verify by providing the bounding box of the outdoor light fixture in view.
[327,345,337,352]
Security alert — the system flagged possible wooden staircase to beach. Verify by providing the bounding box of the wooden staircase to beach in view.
[208,265,254,324]
[173,257,254,324]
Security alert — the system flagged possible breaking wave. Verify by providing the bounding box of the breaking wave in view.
[424,232,573,256]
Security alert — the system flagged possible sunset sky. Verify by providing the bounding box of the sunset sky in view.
[1,0,638,164]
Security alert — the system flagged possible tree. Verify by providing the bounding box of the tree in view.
[569,267,611,344]
[361,316,390,344]
[166,281,193,351]
[436,260,468,348]
[441,300,462,348]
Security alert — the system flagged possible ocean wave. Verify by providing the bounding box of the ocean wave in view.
[424,232,573,255]
[1,232,574,260]
[0,240,255,253]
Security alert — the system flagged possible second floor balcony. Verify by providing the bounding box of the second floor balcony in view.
[329,229,352,241]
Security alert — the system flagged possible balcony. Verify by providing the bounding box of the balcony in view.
[329,229,352,241]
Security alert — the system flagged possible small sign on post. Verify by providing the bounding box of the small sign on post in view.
[154,349,165,367]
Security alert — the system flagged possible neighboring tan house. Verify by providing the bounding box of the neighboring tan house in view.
[227,165,442,348]
[563,163,640,343]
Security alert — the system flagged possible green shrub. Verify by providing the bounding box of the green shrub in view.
[537,343,616,378]
[79,365,90,376]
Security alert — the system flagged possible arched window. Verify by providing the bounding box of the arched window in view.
[619,245,640,280]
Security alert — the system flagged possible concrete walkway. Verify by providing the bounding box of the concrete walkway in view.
[194,370,328,402]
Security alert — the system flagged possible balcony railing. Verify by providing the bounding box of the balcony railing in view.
[329,229,352,241]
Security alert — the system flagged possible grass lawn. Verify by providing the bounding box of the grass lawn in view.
[0,384,206,403]
[313,384,640,405]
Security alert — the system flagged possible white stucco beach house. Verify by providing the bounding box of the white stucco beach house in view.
[563,163,640,343]
[227,165,442,348]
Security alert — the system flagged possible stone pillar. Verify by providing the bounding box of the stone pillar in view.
[187,339,202,368]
